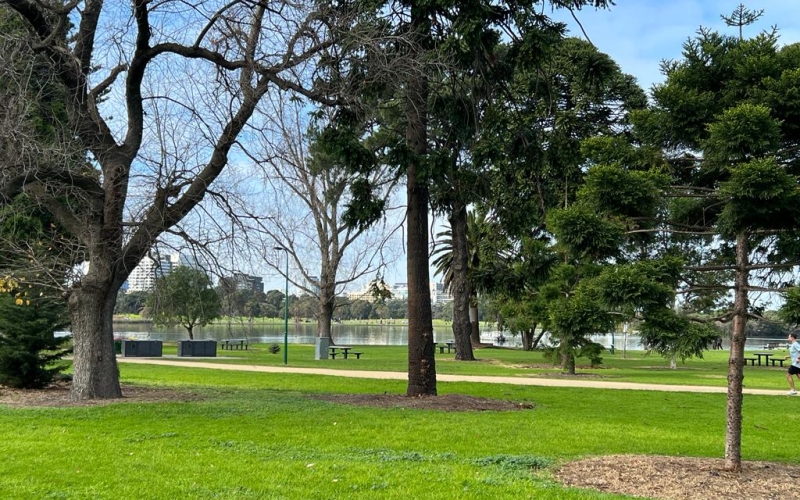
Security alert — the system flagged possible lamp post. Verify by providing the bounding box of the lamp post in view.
[274,246,289,365]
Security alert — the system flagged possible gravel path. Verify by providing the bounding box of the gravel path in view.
[117,358,789,396]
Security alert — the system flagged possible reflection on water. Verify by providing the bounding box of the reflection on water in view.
[114,322,437,345]
[111,321,651,349]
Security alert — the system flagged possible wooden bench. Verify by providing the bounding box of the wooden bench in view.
[220,339,249,350]
[744,357,757,366]
[770,358,786,367]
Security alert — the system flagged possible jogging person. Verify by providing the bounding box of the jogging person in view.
[786,333,800,396]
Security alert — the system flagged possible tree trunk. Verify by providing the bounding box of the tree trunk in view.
[68,280,122,400]
[187,325,194,340]
[469,299,481,347]
[562,352,576,375]
[522,330,533,350]
[669,353,677,370]
[522,325,542,351]
[405,4,436,396]
[450,203,475,361]
[317,284,336,343]
[724,232,749,472]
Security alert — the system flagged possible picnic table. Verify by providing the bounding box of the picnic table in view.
[434,341,455,354]
[328,345,362,359]
[220,339,249,350]
[744,352,784,367]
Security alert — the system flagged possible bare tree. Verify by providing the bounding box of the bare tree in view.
[0,0,335,400]
[242,92,402,353]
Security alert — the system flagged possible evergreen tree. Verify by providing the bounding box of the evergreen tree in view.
[572,6,800,471]
[0,281,70,389]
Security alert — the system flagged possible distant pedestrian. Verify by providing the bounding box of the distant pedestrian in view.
[785,333,800,396]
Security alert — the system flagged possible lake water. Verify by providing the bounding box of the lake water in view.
[109,321,782,351]
[112,321,659,349]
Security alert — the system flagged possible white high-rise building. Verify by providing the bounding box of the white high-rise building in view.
[430,282,453,304]
[126,252,183,293]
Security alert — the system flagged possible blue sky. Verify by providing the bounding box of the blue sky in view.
[558,0,800,91]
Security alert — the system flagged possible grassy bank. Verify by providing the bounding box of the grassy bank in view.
[161,343,792,392]
[0,362,793,499]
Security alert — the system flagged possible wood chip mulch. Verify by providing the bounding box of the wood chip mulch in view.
[313,392,535,411]
[0,381,202,408]
[556,455,800,500]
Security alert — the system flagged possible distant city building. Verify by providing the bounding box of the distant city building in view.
[221,273,264,293]
[126,252,178,292]
[430,282,453,304]
[347,282,409,303]
[347,289,374,303]
[125,251,203,293]
[390,282,409,300]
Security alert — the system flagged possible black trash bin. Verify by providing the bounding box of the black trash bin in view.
[121,340,163,357]
[177,340,217,357]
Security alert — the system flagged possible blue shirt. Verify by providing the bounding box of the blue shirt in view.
[791,341,800,369]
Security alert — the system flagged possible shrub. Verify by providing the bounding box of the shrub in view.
[268,343,281,354]
[0,292,71,389]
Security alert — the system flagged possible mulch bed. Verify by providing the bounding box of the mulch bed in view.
[313,393,534,411]
[556,455,800,500]
[0,380,202,408]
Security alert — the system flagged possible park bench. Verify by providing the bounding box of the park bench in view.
[220,339,249,350]
[769,358,786,367]
[744,357,757,366]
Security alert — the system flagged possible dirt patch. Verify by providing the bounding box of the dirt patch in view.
[556,455,800,500]
[0,380,201,408]
[314,393,534,412]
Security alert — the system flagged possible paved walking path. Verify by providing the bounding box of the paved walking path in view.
[117,358,790,396]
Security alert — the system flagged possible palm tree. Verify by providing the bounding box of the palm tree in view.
[433,209,499,353]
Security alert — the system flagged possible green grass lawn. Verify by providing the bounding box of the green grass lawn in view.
[163,343,793,391]
[0,357,794,500]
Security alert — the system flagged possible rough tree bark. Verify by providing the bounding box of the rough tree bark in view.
[67,273,123,400]
[725,231,749,472]
[317,279,337,342]
[469,303,481,346]
[405,4,436,396]
[450,202,475,360]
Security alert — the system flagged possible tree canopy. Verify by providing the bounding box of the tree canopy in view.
[147,267,221,340]
[568,6,800,471]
